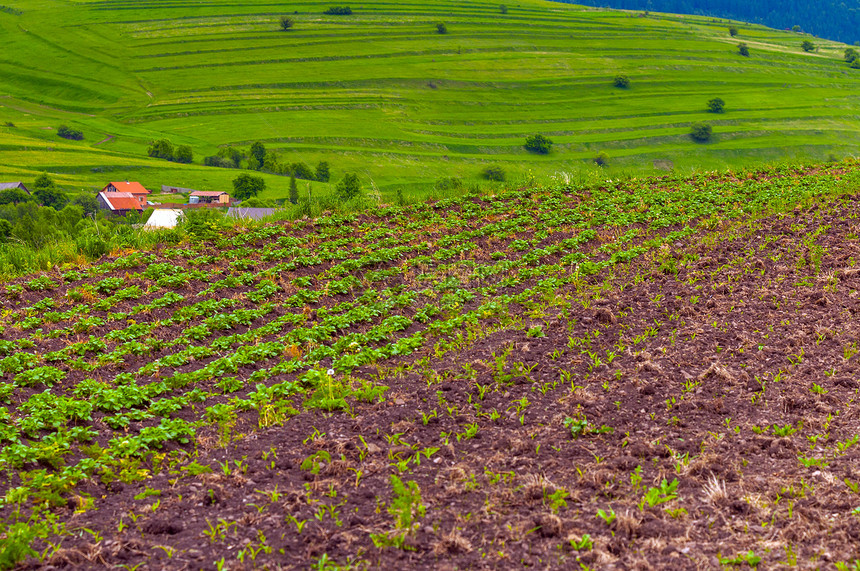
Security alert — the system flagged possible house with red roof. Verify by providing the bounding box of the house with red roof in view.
[102,181,150,206]
[97,192,143,214]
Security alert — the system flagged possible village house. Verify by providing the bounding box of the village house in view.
[0,182,30,194]
[102,181,150,206]
[97,192,143,215]
[189,191,230,205]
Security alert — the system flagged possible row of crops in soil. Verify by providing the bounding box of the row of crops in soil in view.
[2,160,860,569]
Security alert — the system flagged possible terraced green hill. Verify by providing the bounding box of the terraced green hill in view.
[0,0,859,198]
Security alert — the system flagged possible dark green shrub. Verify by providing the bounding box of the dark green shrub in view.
[613,75,630,88]
[690,122,713,142]
[707,97,725,113]
[481,165,506,181]
[524,134,552,154]
[57,125,83,140]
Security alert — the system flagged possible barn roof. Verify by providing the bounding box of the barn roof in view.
[190,191,228,197]
[99,192,143,211]
[105,181,149,195]
[0,182,29,192]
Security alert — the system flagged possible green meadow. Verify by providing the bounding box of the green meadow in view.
[1,0,859,200]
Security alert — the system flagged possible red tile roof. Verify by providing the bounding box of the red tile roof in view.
[190,191,228,197]
[104,181,150,195]
[100,192,143,211]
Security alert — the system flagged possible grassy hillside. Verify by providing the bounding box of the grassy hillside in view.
[1,0,859,198]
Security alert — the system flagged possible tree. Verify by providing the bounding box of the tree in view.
[289,161,314,180]
[232,173,266,200]
[32,174,67,209]
[280,16,294,30]
[481,165,505,181]
[315,161,330,182]
[0,219,11,241]
[845,48,859,63]
[690,122,713,142]
[0,188,31,205]
[707,97,725,113]
[728,26,738,37]
[148,139,174,160]
[499,4,508,13]
[57,125,83,140]
[593,151,609,166]
[737,43,749,57]
[613,74,630,88]
[852,59,860,70]
[289,175,298,204]
[524,134,552,154]
[174,145,193,164]
[801,40,815,52]
[335,173,361,201]
[71,194,99,216]
[436,22,448,34]
[324,6,352,15]
[791,25,802,32]
[249,142,266,170]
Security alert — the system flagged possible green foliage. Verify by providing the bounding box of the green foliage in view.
[289,175,298,204]
[640,478,679,508]
[250,142,266,170]
[481,165,505,181]
[232,173,266,200]
[499,4,508,13]
[436,22,447,34]
[728,26,738,36]
[801,40,815,52]
[845,48,859,63]
[524,134,553,154]
[279,15,294,30]
[56,125,83,140]
[434,176,463,191]
[707,97,725,113]
[335,173,361,201]
[32,174,66,209]
[690,122,713,142]
[174,144,193,164]
[315,161,330,182]
[613,74,630,88]
[324,6,352,15]
[147,138,174,160]
[593,151,609,166]
[738,42,750,56]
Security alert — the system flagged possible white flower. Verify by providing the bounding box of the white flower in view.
[327,368,335,376]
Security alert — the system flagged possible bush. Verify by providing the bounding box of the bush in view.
[499,4,508,13]
[707,97,725,113]
[289,175,298,205]
[324,6,352,15]
[315,161,330,182]
[801,40,815,52]
[728,26,738,37]
[232,174,266,201]
[613,75,630,88]
[436,22,447,34]
[174,145,193,164]
[690,123,713,142]
[57,125,83,140]
[290,162,314,180]
[737,43,749,57]
[335,173,361,201]
[593,151,609,167]
[524,134,552,154]
[280,16,294,30]
[481,165,505,181]
[845,48,858,63]
[434,177,463,191]
[148,139,174,160]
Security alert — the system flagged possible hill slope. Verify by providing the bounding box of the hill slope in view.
[0,0,859,196]
[2,162,860,567]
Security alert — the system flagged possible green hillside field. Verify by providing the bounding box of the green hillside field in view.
[1,0,859,201]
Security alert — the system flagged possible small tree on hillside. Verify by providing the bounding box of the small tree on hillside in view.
[845,48,859,63]
[289,175,298,204]
[148,139,174,160]
[524,134,552,154]
[232,173,266,201]
[690,123,713,142]
[593,151,609,167]
[737,43,749,57]
[436,22,448,34]
[315,161,330,182]
[728,26,738,37]
[280,16,294,30]
[613,74,630,88]
[249,142,266,170]
[801,40,815,52]
[335,173,361,201]
[33,173,67,209]
[499,4,508,13]
[174,145,193,164]
[481,165,505,181]
[57,125,84,140]
[707,97,725,113]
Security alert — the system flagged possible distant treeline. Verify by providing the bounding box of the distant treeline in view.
[558,0,860,44]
